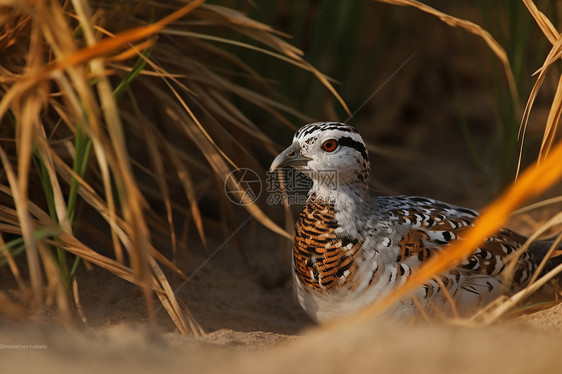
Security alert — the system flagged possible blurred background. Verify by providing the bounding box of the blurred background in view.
[231,0,559,202]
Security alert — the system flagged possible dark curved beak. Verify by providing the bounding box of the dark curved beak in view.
[269,142,311,172]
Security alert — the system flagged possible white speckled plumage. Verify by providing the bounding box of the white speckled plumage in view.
[270,122,556,322]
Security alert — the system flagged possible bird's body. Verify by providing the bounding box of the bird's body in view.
[270,122,554,322]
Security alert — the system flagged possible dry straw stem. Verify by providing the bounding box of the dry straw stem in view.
[160,86,292,240]
[3,0,207,86]
[513,196,562,215]
[518,0,562,169]
[521,0,559,44]
[2,0,353,332]
[538,74,562,163]
[67,2,211,316]
[374,0,519,106]
[518,37,562,171]
[49,146,190,275]
[0,147,43,306]
[482,261,562,324]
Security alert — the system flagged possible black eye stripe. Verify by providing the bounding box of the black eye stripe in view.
[338,136,368,161]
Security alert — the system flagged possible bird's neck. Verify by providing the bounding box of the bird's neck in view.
[308,179,370,237]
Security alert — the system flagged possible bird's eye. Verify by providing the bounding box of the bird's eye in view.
[321,139,338,152]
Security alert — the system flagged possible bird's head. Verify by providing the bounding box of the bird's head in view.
[270,122,371,196]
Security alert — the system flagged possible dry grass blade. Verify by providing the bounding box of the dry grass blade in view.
[36,241,73,324]
[0,6,29,52]
[304,60,351,116]
[126,100,182,253]
[434,277,459,318]
[202,15,347,114]
[0,235,25,292]
[0,185,54,230]
[538,68,562,163]
[500,211,562,291]
[528,234,562,286]
[148,255,204,336]
[166,143,207,248]
[58,231,198,332]
[514,196,562,215]
[71,1,213,329]
[45,149,187,278]
[481,262,562,323]
[375,0,519,105]
[157,82,292,240]
[48,0,206,77]
[161,4,349,116]
[522,0,559,45]
[517,36,562,175]
[351,138,562,321]
[517,1,562,174]
[0,147,42,305]
[112,40,297,147]
[34,131,72,233]
[73,0,154,314]
[55,232,156,291]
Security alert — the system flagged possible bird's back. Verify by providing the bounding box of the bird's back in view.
[293,194,548,321]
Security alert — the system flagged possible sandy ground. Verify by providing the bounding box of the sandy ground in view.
[2,221,562,374]
[2,308,562,374]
